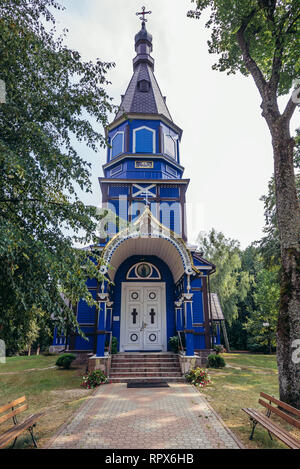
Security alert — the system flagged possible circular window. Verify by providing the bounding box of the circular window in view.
[131,292,139,300]
[130,334,138,342]
[136,263,151,278]
[149,333,157,342]
[149,292,156,300]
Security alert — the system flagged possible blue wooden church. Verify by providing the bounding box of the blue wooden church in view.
[52,12,223,377]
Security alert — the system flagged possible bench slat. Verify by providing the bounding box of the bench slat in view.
[0,412,45,449]
[260,393,300,418]
[0,396,26,415]
[259,399,300,429]
[243,408,300,449]
[0,404,28,425]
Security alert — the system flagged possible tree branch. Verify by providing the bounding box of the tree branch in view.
[236,11,267,100]
[282,93,298,122]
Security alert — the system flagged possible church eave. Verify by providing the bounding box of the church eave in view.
[102,153,185,172]
[106,113,183,140]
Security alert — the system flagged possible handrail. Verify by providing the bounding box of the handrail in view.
[107,331,113,356]
[177,331,184,354]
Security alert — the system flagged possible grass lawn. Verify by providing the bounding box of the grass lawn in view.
[0,355,93,449]
[198,353,300,449]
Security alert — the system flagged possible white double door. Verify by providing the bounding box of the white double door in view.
[121,282,166,352]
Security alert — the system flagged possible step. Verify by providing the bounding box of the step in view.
[113,354,176,359]
[110,371,183,378]
[111,367,181,373]
[111,362,179,368]
[109,376,185,383]
[111,359,179,365]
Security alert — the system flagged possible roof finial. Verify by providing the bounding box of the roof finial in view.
[136,6,152,25]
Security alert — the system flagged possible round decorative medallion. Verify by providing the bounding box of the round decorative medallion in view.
[149,333,157,342]
[131,292,139,300]
[149,291,156,300]
[130,333,138,342]
[136,263,151,278]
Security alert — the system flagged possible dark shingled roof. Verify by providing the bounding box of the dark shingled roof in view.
[114,23,172,122]
[209,293,225,321]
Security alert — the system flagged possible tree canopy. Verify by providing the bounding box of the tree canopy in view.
[0,0,116,352]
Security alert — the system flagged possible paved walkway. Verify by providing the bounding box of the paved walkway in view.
[48,383,240,449]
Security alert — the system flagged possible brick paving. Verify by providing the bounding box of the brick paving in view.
[48,383,240,449]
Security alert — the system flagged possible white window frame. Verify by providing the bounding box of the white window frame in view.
[163,133,177,160]
[133,126,156,154]
[111,131,124,159]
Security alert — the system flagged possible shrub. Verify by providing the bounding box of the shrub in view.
[55,353,76,369]
[207,353,226,368]
[214,345,225,354]
[185,367,211,387]
[168,336,179,353]
[81,370,108,389]
[111,337,118,354]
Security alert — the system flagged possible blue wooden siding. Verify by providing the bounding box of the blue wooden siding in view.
[111,133,124,158]
[135,128,154,153]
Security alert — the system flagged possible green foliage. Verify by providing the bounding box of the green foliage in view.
[214,345,224,354]
[168,336,179,353]
[188,0,300,96]
[185,367,211,387]
[197,229,252,325]
[81,369,108,389]
[207,353,226,368]
[0,0,116,350]
[55,353,76,369]
[244,267,280,353]
[111,336,118,355]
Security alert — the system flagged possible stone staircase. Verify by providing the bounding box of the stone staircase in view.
[109,353,184,383]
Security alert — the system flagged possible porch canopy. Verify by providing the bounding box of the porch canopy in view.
[100,207,195,283]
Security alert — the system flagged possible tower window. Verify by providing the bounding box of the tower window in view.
[111,131,124,159]
[137,79,150,92]
[133,126,155,153]
[164,134,177,159]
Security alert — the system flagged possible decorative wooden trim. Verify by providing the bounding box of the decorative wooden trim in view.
[202,277,211,349]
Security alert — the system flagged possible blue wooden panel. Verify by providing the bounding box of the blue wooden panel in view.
[109,186,129,197]
[75,327,94,350]
[77,290,97,324]
[160,187,179,198]
[135,128,154,153]
[192,291,204,323]
[111,133,124,158]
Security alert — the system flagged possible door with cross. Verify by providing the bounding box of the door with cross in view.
[122,284,164,351]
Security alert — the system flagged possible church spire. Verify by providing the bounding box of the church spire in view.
[114,8,172,122]
[134,7,154,70]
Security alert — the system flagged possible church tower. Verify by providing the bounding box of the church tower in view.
[52,11,222,375]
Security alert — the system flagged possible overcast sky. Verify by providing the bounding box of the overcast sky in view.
[55,0,299,249]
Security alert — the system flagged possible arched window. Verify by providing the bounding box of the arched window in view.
[133,126,155,153]
[111,132,124,159]
[126,262,161,280]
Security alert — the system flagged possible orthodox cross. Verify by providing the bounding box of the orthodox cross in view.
[149,308,156,324]
[131,308,138,324]
[136,6,152,23]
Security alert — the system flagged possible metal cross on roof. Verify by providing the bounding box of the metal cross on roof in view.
[136,6,152,23]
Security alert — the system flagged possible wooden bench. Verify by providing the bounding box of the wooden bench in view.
[0,396,44,449]
[242,392,300,449]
